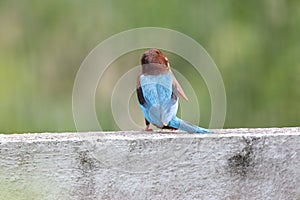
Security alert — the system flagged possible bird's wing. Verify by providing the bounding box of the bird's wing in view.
[136,73,146,106]
[170,71,188,101]
[138,73,178,127]
[137,74,153,126]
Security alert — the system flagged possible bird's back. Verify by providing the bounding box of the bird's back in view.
[139,72,178,127]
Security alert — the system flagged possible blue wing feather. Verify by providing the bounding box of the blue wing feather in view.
[139,72,178,128]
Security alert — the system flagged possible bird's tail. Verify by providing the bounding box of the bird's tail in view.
[168,117,209,133]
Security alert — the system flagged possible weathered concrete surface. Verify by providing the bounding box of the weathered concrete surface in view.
[0,128,299,200]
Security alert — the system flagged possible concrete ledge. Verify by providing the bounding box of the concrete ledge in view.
[0,128,299,199]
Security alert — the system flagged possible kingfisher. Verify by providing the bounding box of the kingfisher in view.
[136,48,209,133]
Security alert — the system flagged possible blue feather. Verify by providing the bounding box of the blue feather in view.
[139,73,177,127]
[168,117,209,133]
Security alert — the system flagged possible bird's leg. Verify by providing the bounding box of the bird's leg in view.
[145,119,153,131]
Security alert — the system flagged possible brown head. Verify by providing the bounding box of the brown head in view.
[138,48,189,100]
[141,49,170,75]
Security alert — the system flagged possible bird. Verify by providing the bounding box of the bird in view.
[136,48,209,133]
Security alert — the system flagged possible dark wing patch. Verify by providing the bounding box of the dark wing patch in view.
[137,87,146,106]
[171,71,188,101]
[162,125,177,130]
[171,84,178,101]
[145,118,150,126]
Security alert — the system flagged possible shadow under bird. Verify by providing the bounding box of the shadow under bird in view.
[136,48,209,133]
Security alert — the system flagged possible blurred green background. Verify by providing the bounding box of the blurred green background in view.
[0,0,299,133]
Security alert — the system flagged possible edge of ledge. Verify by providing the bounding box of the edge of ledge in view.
[0,127,299,143]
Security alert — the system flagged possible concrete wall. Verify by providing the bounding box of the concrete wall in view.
[0,128,299,200]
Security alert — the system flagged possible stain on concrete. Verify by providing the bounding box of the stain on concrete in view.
[73,150,97,199]
[228,137,259,176]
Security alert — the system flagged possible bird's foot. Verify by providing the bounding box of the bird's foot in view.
[145,125,153,131]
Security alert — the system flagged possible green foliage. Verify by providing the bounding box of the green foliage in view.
[1,0,299,133]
